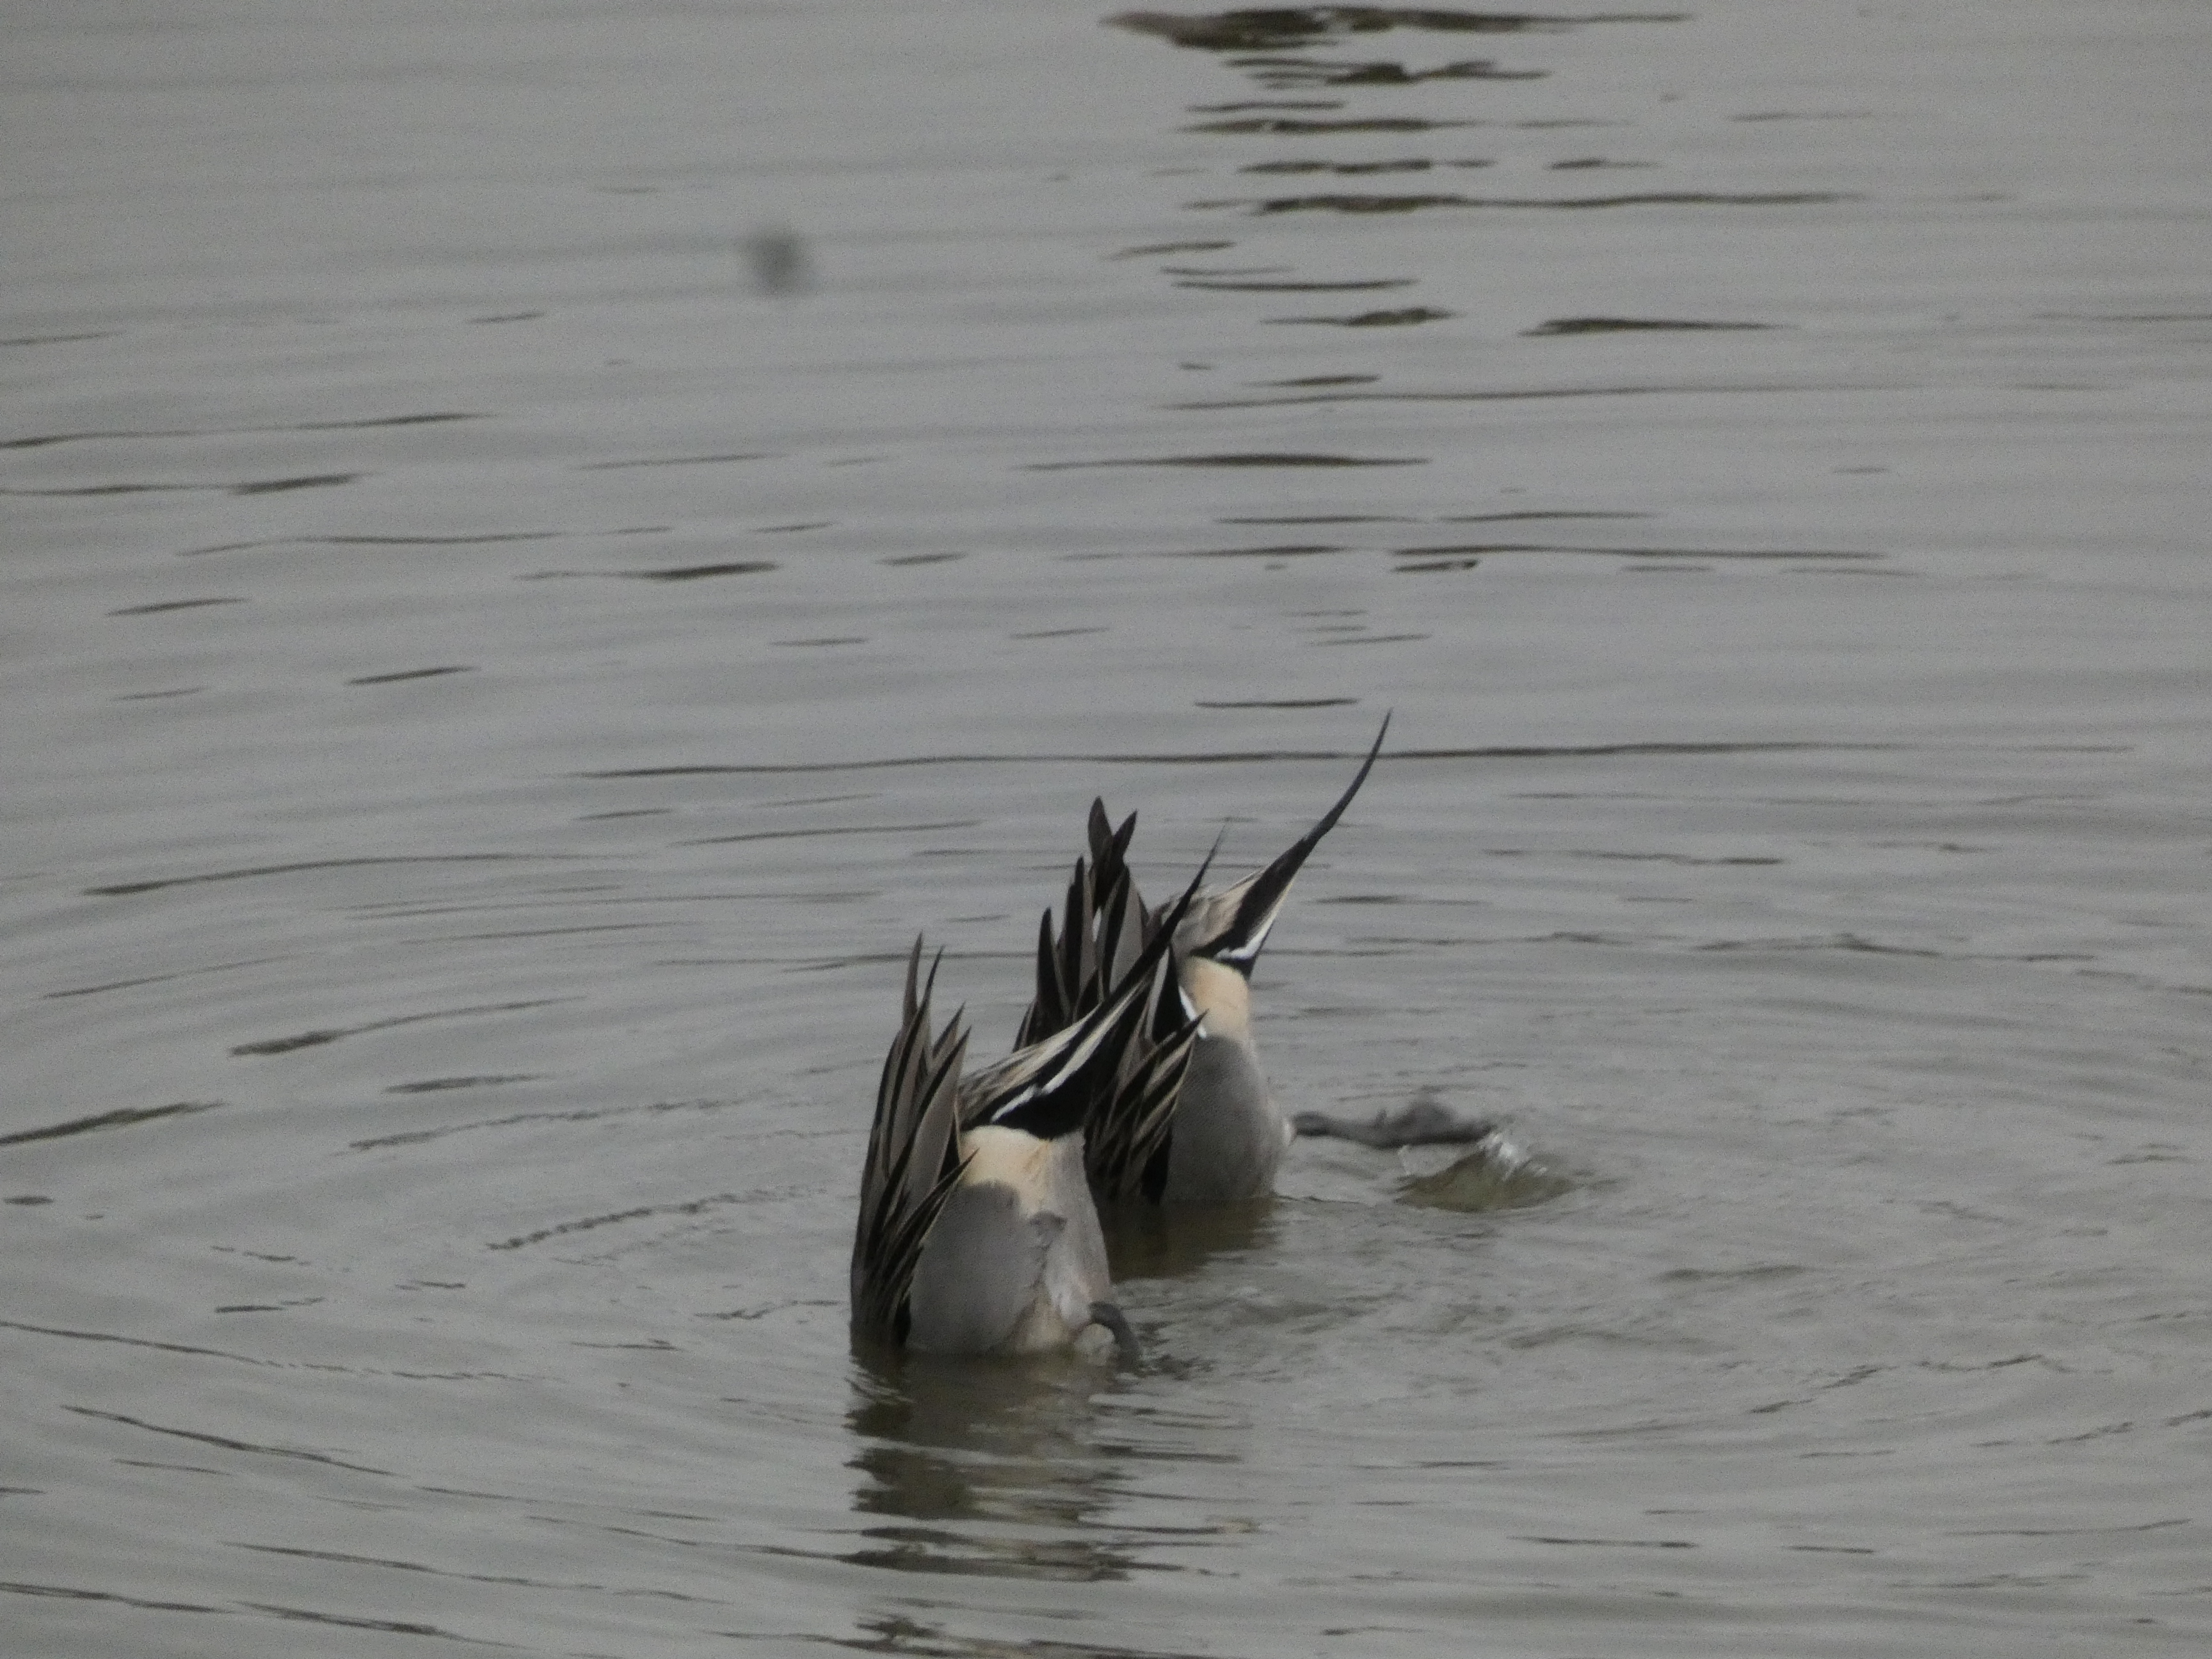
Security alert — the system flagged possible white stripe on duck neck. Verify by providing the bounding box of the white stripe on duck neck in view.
[1180,955,1254,1045]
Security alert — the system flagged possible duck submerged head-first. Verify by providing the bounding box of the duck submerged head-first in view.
[1020,715,1390,1205]
[851,863,1206,1359]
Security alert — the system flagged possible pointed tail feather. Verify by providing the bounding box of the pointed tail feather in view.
[1185,712,1390,972]
[851,938,971,1343]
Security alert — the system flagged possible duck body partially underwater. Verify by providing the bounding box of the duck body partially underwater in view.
[850,869,1204,1358]
[1019,717,1391,1205]
[849,719,1507,1358]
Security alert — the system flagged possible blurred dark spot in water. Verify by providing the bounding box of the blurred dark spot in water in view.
[744,227,812,294]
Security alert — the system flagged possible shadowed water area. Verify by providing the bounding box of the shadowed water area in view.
[4,1,2209,1655]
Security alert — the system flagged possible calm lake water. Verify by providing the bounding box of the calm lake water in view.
[4,2,2209,1655]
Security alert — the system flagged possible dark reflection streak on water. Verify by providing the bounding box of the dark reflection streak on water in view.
[1232,58,1546,88]
[384,1075,540,1095]
[0,1582,228,1615]
[677,820,979,848]
[347,666,476,685]
[574,453,776,470]
[1110,10,1691,52]
[1186,116,1478,133]
[2,1320,333,1372]
[1170,381,1906,410]
[1952,1518,2194,1538]
[239,1604,469,1641]
[1241,157,1457,174]
[109,597,249,615]
[0,1100,220,1146]
[839,1610,1224,1657]
[395,922,662,946]
[584,741,1894,780]
[0,329,125,348]
[231,1541,733,1605]
[2037,312,2212,324]
[3,474,365,497]
[0,413,479,451]
[1269,305,1455,325]
[346,892,860,920]
[1517,1533,1697,1548]
[1390,544,1881,561]
[67,1406,395,1473]
[177,530,614,558]
[232,999,576,1058]
[1107,239,1237,258]
[1146,543,1347,559]
[1517,848,1783,866]
[488,1191,748,1251]
[1025,453,1425,469]
[1231,190,1859,211]
[1441,509,1651,522]
[88,854,585,898]
[1187,99,1343,111]
[1196,697,1361,708]
[1174,277,1414,291]
[323,527,668,547]
[1732,109,1874,123]
[521,561,778,581]
[232,473,364,495]
[1527,316,1777,334]
[350,1098,729,1153]
[3,483,223,497]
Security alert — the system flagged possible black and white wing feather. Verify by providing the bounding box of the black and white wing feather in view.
[850,941,969,1345]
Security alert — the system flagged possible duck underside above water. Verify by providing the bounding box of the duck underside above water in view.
[850,864,1205,1358]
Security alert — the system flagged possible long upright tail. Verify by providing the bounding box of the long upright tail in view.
[851,941,970,1345]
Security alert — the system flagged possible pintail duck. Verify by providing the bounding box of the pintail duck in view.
[1020,716,1390,1204]
[851,868,1205,1358]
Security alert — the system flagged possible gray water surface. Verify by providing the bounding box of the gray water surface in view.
[5,3,2210,1655]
